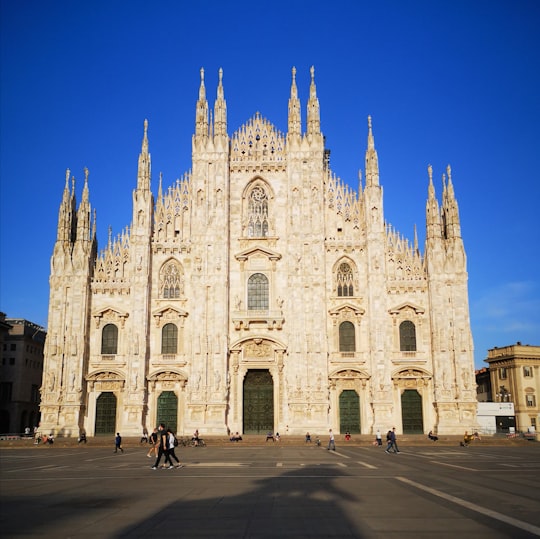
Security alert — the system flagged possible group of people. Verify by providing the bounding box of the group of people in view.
[145,424,183,469]
[266,431,280,442]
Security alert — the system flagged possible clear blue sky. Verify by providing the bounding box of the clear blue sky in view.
[1,0,539,369]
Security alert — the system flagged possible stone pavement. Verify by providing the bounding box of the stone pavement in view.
[1,443,539,538]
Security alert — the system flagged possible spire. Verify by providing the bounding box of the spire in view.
[287,66,301,138]
[306,66,321,137]
[425,164,441,240]
[56,169,73,242]
[213,67,227,138]
[76,167,91,242]
[195,67,209,139]
[365,116,379,186]
[157,172,163,201]
[441,164,461,239]
[137,119,151,191]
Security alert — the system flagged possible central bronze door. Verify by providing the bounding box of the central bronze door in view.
[339,389,361,434]
[157,391,178,433]
[243,370,274,434]
[401,389,424,434]
[95,392,117,435]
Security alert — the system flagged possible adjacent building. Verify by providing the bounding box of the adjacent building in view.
[39,67,477,438]
[485,343,539,432]
[0,316,46,434]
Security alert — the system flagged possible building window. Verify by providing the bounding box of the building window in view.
[247,186,269,238]
[10,343,16,351]
[160,260,183,299]
[248,273,269,310]
[399,321,416,351]
[526,394,536,407]
[101,324,118,354]
[9,357,15,365]
[339,321,356,352]
[0,382,12,402]
[523,366,533,378]
[336,263,354,297]
[500,367,507,380]
[161,323,178,354]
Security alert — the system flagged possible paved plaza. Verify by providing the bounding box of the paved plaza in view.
[1,443,539,538]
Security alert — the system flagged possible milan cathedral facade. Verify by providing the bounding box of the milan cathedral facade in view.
[40,67,477,437]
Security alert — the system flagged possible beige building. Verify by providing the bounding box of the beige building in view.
[39,67,476,438]
[485,343,540,432]
[0,317,46,434]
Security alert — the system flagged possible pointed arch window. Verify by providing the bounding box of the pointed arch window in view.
[248,273,269,310]
[399,320,416,351]
[339,321,356,352]
[101,324,118,354]
[247,186,269,237]
[337,263,354,297]
[160,260,183,299]
[161,323,178,354]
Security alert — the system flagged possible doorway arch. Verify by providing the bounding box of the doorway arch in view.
[401,389,424,433]
[243,370,273,434]
[157,391,178,432]
[339,390,361,434]
[95,392,117,435]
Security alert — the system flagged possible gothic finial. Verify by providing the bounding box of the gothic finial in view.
[218,67,223,83]
[428,164,433,183]
[65,168,70,188]
[310,65,315,80]
[367,115,375,150]
[84,167,89,184]
[292,66,296,79]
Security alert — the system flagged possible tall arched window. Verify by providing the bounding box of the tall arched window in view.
[339,321,356,352]
[161,323,178,354]
[248,273,269,310]
[101,324,118,354]
[337,263,354,297]
[160,260,183,299]
[399,320,416,351]
[247,186,269,237]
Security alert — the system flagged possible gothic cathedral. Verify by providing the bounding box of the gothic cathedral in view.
[40,67,477,437]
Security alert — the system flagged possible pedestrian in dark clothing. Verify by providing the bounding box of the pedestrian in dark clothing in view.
[152,424,172,469]
[147,428,158,458]
[385,427,400,453]
[114,433,124,453]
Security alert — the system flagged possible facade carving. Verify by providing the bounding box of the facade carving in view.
[40,67,477,437]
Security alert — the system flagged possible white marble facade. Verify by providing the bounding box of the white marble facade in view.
[40,67,477,437]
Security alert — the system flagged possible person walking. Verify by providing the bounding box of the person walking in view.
[114,433,124,453]
[167,428,183,468]
[376,429,382,446]
[140,428,149,444]
[152,423,172,469]
[385,427,400,454]
[327,429,336,451]
[147,428,158,458]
